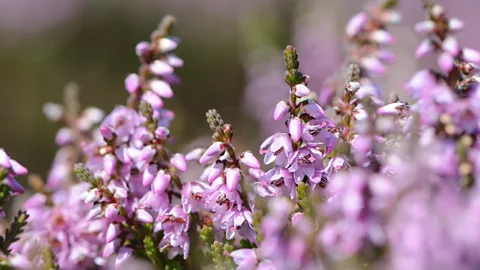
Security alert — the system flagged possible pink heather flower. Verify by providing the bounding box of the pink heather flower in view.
[105,203,120,219]
[289,117,302,143]
[293,84,310,97]
[377,102,408,116]
[150,60,174,76]
[150,79,173,98]
[158,37,178,53]
[115,247,133,268]
[448,18,464,31]
[260,133,293,166]
[287,146,325,183]
[135,41,150,57]
[369,30,394,45]
[155,126,170,140]
[415,39,434,58]
[274,101,289,120]
[240,151,261,169]
[125,73,140,93]
[442,36,460,56]
[0,148,11,169]
[414,20,436,34]
[136,209,154,223]
[199,142,225,164]
[42,103,64,122]
[230,249,258,270]
[167,54,184,68]
[221,207,255,241]
[208,161,224,183]
[346,12,368,37]
[462,48,480,64]
[171,153,187,172]
[438,52,455,73]
[106,223,121,243]
[226,167,241,192]
[361,56,386,75]
[142,91,164,109]
[153,170,171,195]
[181,181,208,213]
[142,164,157,186]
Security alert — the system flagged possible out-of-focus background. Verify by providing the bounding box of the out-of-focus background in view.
[0,0,478,188]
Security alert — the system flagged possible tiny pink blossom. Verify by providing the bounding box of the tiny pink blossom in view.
[171,153,187,172]
[289,117,302,143]
[273,101,289,120]
[226,168,241,192]
[125,73,140,93]
[199,142,225,165]
[150,80,173,98]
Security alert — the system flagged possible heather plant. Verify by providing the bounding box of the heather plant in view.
[2,0,480,269]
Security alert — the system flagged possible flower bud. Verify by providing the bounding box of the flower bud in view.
[289,117,302,143]
[293,84,310,97]
[103,154,117,176]
[106,223,121,243]
[171,153,187,172]
[273,101,289,120]
[438,52,454,73]
[346,81,360,93]
[116,247,133,268]
[87,204,102,220]
[114,188,128,199]
[414,20,435,34]
[6,176,24,195]
[43,103,64,122]
[199,142,225,164]
[377,102,407,116]
[135,41,150,57]
[100,125,114,141]
[226,168,241,192]
[136,209,154,223]
[448,18,464,32]
[10,160,28,175]
[208,161,224,183]
[415,39,434,58]
[346,12,367,37]
[369,30,394,45]
[85,188,100,203]
[143,164,157,186]
[167,54,184,68]
[431,4,445,19]
[442,36,460,56]
[158,37,178,52]
[155,127,170,140]
[361,56,386,74]
[142,91,163,109]
[240,151,261,169]
[125,73,140,93]
[140,145,156,161]
[153,170,171,194]
[105,203,120,219]
[103,239,120,258]
[463,48,480,64]
[185,148,203,162]
[150,80,173,98]
[150,60,174,76]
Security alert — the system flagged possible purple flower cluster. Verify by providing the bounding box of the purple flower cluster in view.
[0,149,26,217]
[4,1,480,269]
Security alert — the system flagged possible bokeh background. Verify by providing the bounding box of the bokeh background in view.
[0,0,479,193]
